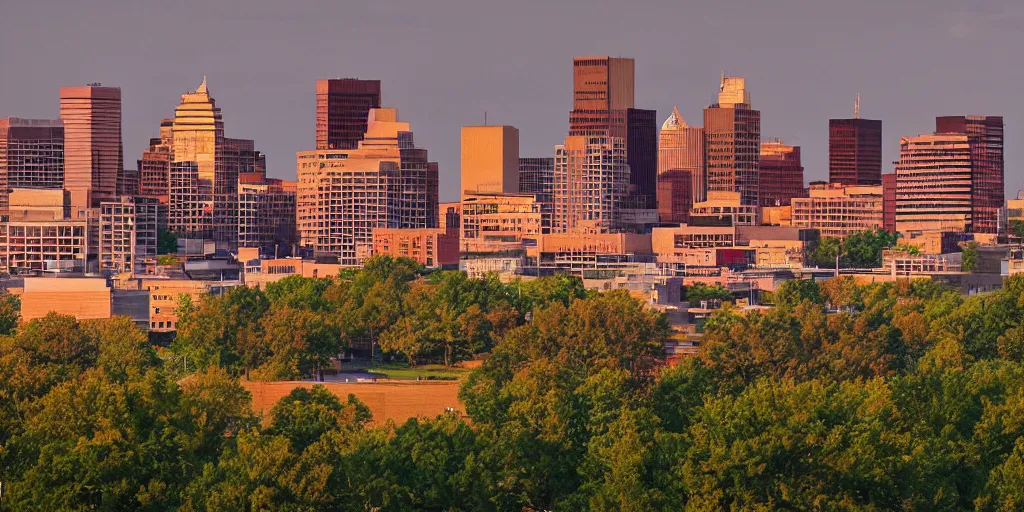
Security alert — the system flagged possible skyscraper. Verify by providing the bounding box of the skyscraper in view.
[568,57,657,212]
[626,108,658,209]
[315,79,382,150]
[137,119,174,203]
[658,106,705,221]
[237,173,297,252]
[460,125,519,196]
[895,133,973,234]
[829,117,882,186]
[569,56,634,136]
[758,140,804,207]
[553,136,629,233]
[882,173,897,234]
[297,108,439,264]
[168,77,258,246]
[704,76,760,206]
[935,116,1004,234]
[0,118,64,213]
[59,84,122,209]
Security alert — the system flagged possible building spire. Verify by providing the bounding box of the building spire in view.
[197,75,208,94]
[855,93,860,119]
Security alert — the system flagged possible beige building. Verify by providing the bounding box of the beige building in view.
[761,205,793,226]
[461,192,545,254]
[895,133,973,235]
[461,126,519,197]
[553,136,629,233]
[21,277,111,321]
[792,182,883,238]
[98,196,159,275]
[652,224,807,270]
[296,108,439,264]
[690,191,759,226]
[0,189,90,274]
[60,85,122,209]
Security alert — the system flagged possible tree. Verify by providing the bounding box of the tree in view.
[0,294,20,335]
[157,229,178,255]
[962,241,980,272]
[1010,219,1024,240]
[685,283,733,304]
[267,386,370,451]
[772,279,823,309]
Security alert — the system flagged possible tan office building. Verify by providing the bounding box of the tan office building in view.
[461,125,519,197]
[791,182,884,238]
[60,84,122,209]
[553,136,629,233]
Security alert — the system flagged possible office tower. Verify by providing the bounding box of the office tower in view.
[372,227,459,267]
[935,116,1004,234]
[657,168,691,223]
[237,173,297,252]
[882,173,896,233]
[553,136,629,233]
[569,56,634,136]
[792,183,884,238]
[315,78,382,150]
[461,125,519,196]
[60,84,122,209]
[829,108,882,186]
[98,196,159,275]
[0,118,64,213]
[138,118,174,202]
[116,169,139,196]
[296,108,439,264]
[658,106,705,202]
[895,133,973,234]
[758,140,804,207]
[625,108,658,209]
[704,76,760,206]
[167,77,258,246]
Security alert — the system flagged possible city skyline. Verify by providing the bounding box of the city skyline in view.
[1,0,1020,202]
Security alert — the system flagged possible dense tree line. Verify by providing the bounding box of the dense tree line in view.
[4,266,1024,509]
[809,228,899,269]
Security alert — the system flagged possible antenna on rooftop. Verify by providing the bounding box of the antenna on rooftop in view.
[484,111,488,126]
[855,93,860,119]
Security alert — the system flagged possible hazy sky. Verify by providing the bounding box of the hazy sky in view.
[1,0,1020,202]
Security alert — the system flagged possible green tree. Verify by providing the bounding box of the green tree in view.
[962,240,980,272]
[772,278,823,309]
[0,294,20,335]
[268,386,370,451]
[157,229,178,255]
[685,283,733,303]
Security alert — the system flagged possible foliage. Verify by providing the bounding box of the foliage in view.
[157,254,178,266]
[1010,219,1024,240]
[684,282,733,304]
[0,294,20,336]
[810,228,898,268]
[962,240,980,272]
[157,229,178,255]
[9,260,1024,510]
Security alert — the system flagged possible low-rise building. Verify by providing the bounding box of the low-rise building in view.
[791,182,883,238]
[372,227,458,267]
[20,277,110,321]
[690,191,758,226]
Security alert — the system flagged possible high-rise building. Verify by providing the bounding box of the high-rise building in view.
[519,157,555,205]
[60,84,122,209]
[882,173,896,234]
[296,108,438,264]
[704,76,760,206]
[167,77,258,246]
[895,133,973,235]
[658,107,705,203]
[758,140,804,207]
[315,79,382,150]
[792,182,884,238]
[626,108,658,209]
[98,196,159,275]
[116,168,139,197]
[829,118,882,186]
[568,56,634,136]
[935,116,1004,234]
[0,118,64,213]
[0,188,89,274]
[553,136,629,233]
[461,125,519,196]
[238,173,297,252]
[137,118,174,203]
[461,193,546,255]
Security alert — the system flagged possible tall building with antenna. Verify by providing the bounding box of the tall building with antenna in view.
[829,94,882,186]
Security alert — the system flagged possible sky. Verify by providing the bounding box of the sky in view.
[1,0,1021,202]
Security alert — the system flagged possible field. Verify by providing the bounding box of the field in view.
[243,379,464,426]
[365,363,471,380]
